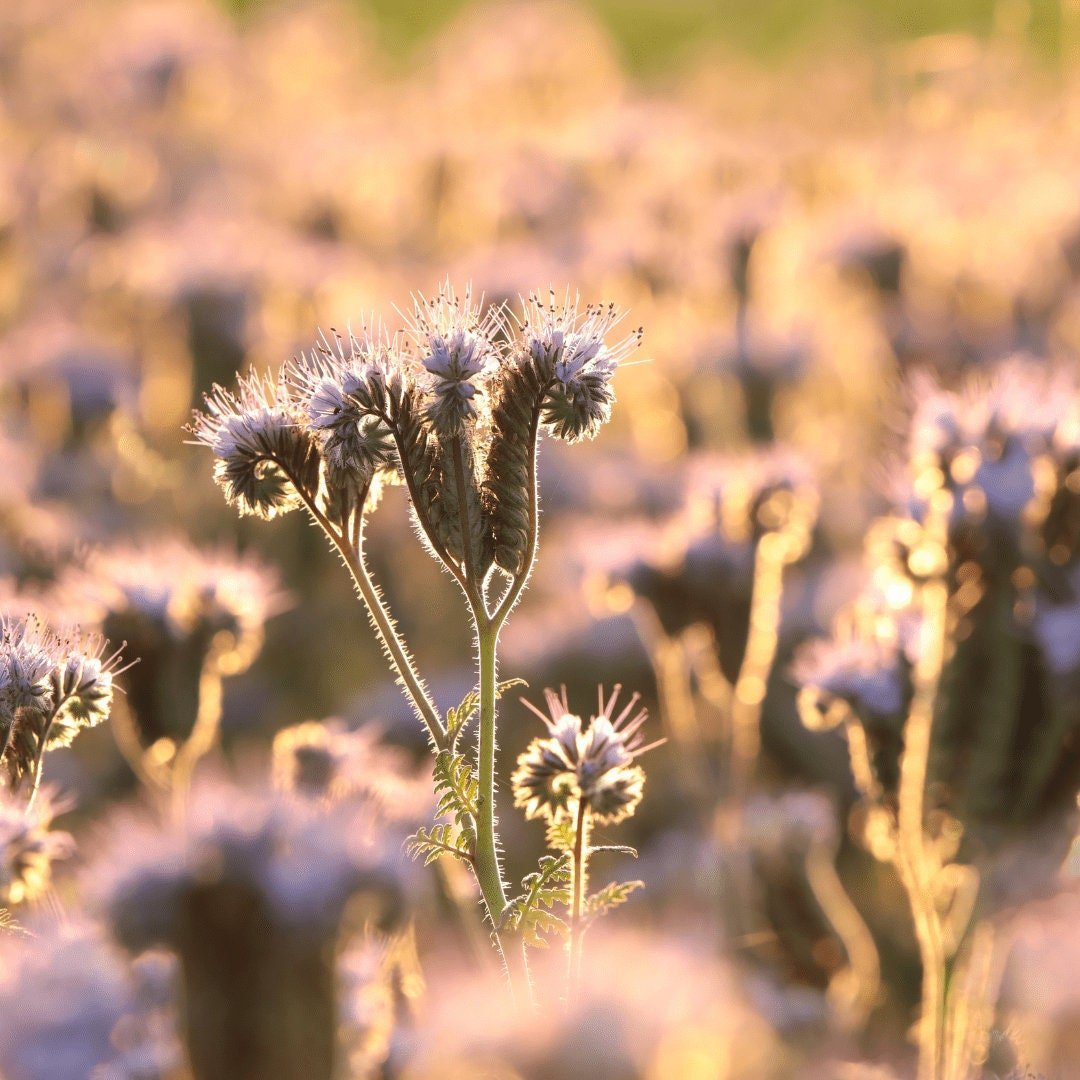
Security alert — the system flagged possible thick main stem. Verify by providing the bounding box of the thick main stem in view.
[474,620,519,985]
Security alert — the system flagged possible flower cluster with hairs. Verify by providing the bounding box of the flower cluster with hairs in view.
[188,281,647,999]
[513,686,660,827]
[0,613,125,800]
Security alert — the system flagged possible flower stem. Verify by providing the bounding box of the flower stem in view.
[474,623,509,932]
[567,798,590,1004]
[297,492,446,751]
[474,617,533,1001]
[170,662,224,821]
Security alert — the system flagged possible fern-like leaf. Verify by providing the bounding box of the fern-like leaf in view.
[446,678,528,751]
[502,853,572,948]
[433,750,479,827]
[405,823,474,866]
[584,880,644,925]
[545,816,576,853]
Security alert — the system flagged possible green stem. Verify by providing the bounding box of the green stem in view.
[474,617,532,1000]
[567,799,590,1003]
[474,623,508,918]
[297,490,446,750]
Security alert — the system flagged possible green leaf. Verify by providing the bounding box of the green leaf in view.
[502,853,572,948]
[404,823,474,866]
[545,816,576,853]
[447,678,528,751]
[584,880,644,925]
[432,750,480,828]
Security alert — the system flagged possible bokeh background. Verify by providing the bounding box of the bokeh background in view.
[1,1,1080,1077]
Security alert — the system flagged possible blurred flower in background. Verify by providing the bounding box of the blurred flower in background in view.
[1,0,1079,1077]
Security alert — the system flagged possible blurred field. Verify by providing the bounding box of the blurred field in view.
[0,1,1078,1078]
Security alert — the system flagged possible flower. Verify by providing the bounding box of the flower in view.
[188,369,321,519]
[0,615,124,789]
[405,281,503,436]
[287,324,399,485]
[512,685,661,824]
[0,922,180,1080]
[272,718,430,819]
[518,291,642,443]
[791,633,909,731]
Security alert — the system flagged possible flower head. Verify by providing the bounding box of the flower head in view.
[73,540,283,749]
[0,614,124,788]
[519,291,642,443]
[0,922,180,1080]
[188,370,321,519]
[97,778,409,953]
[902,358,1079,570]
[512,685,661,824]
[287,324,399,490]
[405,282,502,436]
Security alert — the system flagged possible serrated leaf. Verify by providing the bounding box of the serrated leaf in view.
[584,880,644,924]
[446,678,528,751]
[501,853,572,948]
[545,816,576,852]
[404,823,474,866]
[432,750,479,828]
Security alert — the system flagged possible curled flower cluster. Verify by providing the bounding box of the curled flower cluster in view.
[191,282,641,577]
[512,686,661,825]
[594,449,817,679]
[795,357,1080,867]
[903,358,1078,576]
[83,539,283,676]
[71,540,283,753]
[98,778,411,1080]
[272,719,430,820]
[0,614,123,793]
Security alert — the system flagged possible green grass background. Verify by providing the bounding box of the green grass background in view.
[220,0,1069,74]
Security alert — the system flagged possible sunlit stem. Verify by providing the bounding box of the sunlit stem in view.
[567,797,591,1004]
[804,840,881,1029]
[295,487,446,751]
[25,711,59,814]
[170,661,224,821]
[474,616,530,999]
[730,530,787,807]
[896,489,953,1080]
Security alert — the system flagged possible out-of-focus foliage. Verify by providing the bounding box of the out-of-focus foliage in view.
[1,0,1079,1077]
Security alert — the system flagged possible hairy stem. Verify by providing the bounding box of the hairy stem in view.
[567,798,590,1003]
[295,488,446,750]
[474,622,511,954]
